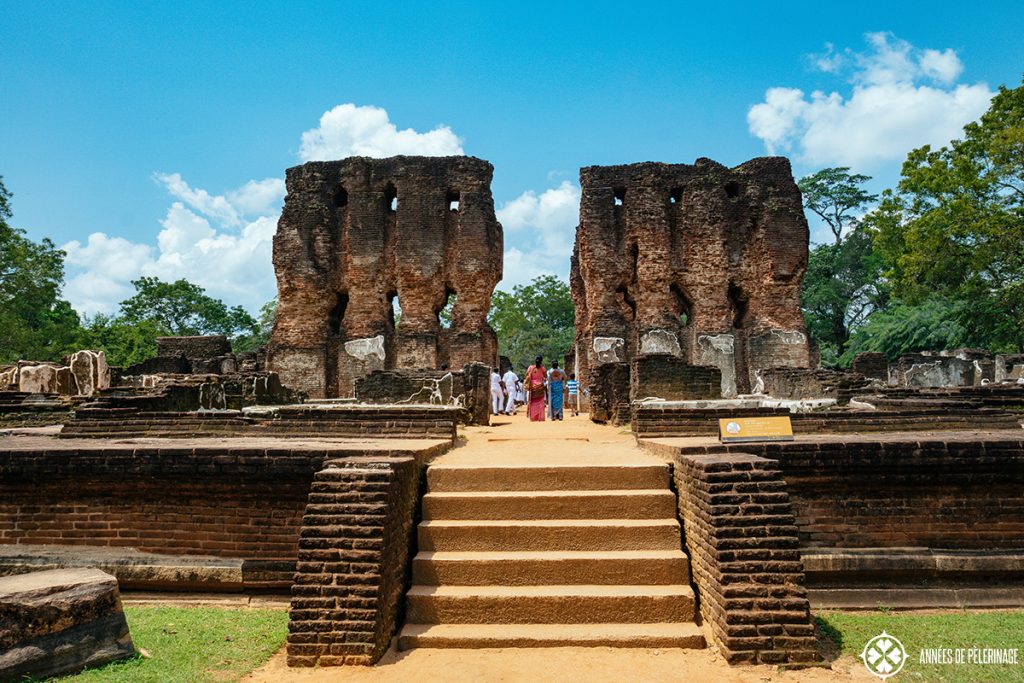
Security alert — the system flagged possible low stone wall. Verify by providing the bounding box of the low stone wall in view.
[353,362,491,426]
[757,367,872,404]
[287,457,421,666]
[61,404,461,441]
[647,434,1024,591]
[672,453,818,665]
[632,403,1022,438]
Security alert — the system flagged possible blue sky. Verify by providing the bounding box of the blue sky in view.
[2,2,1022,315]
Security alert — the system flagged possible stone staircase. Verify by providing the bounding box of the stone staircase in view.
[398,461,705,649]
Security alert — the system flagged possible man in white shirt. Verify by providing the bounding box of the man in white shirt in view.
[490,368,504,415]
[501,368,519,415]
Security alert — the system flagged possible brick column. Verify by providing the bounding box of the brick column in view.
[673,453,819,665]
[287,457,420,666]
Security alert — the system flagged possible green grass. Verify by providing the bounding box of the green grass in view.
[817,610,1024,682]
[48,606,288,683]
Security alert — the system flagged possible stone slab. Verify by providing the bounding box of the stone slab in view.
[0,568,135,680]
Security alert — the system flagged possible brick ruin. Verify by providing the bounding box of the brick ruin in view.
[571,157,811,401]
[268,156,503,398]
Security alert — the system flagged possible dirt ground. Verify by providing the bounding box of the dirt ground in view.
[244,645,876,683]
[243,412,878,682]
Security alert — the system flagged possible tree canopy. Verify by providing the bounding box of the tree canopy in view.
[798,168,886,364]
[0,176,80,363]
[489,275,575,372]
[871,78,1024,352]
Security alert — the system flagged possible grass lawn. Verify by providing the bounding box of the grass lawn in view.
[45,606,288,683]
[817,610,1024,682]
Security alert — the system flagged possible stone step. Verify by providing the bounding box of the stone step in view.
[397,622,706,650]
[417,519,682,552]
[426,463,668,492]
[421,489,677,520]
[412,550,690,585]
[405,584,696,624]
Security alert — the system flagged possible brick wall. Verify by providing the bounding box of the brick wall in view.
[287,457,421,666]
[0,444,446,573]
[652,435,1024,552]
[0,447,326,560]
[156,335,232,359]
[590,362,630,425]
[631,355,720,401]
[673,453,818,665]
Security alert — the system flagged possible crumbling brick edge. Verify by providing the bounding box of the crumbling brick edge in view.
[669,451,822,666]
[285,452,433,666]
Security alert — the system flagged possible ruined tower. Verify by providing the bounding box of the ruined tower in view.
[571,157,810,397]
[268,156,503,398]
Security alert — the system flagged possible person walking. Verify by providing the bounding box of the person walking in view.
[490,367,504,416]
[566,373,580,417]
[524,356,547,422]
[501,366,519,415]
[548,361,567,421]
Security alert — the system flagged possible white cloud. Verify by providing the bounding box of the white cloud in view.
[63,102,469,317]
[63,184,279,317]
[154,172,241,227]
[496,181,580,290]
[749,32,993,169]
[299,103,464,161]
[227,178,286,216]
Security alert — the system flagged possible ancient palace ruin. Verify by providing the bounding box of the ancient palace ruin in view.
[268,156,503,397]
[571,157,811,398]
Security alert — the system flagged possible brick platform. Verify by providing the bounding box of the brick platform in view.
[0,437,448,590]
[645,431,1024,600]
[633,403,1022,438]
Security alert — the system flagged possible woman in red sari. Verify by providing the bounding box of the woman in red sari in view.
[525,356,547,422]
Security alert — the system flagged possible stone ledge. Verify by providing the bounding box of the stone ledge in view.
[803,547,1024,585]
[0,544,296,592]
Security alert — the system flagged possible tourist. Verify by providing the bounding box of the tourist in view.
[566,373,579,416]
[490,367,504,415]
[548,361,567,420]
[515,378,526,406]
[524,356,547,422]
[501,366,519,415]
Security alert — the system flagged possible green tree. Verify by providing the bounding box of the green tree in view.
[489,275,575,371]
[840,297,969,363]
[797,168,885,363]
[0,176,80,363]
[873,78,1024,351]
[119,277,258,340]
[74,315,165,368]
[234,298,277,353]
[798,167,878,244]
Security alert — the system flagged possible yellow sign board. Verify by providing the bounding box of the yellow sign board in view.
[718,416,794,443]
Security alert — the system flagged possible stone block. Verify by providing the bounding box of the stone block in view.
[0,568,135,680]
[69,349,111,397]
